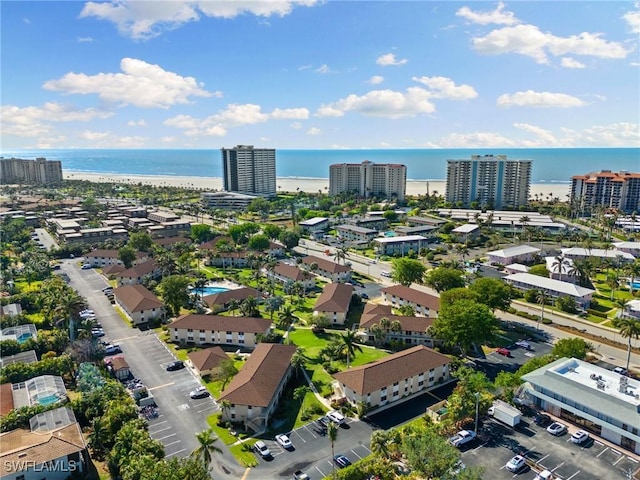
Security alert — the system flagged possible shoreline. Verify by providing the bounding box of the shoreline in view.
[63,171,570,199]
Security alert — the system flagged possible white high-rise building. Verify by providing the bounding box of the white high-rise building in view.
[221,145,276,196]
[329,161,407,201]
[445,155,531,209]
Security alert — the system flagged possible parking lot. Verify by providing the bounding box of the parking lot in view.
[460,416,639,480]
[246,417,376,480]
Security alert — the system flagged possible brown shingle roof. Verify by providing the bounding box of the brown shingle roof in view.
[314,283,353,313]
[110,356,130,372]
[102,264,126,276]
[113,284,164,313]
[219,343,296,407]
[188,347,229,372]
[86,249,147,260]
[116,258,159,279]
[274,263,314,282]
[203,287,261,308]
[381,285,440,311]
[359,303,434,332]
[199,236,233,250]
[153,236,193,247]
[169,314,272,334]
[0,383,14,415]
[333,345,450,395]
[302,255,351,274]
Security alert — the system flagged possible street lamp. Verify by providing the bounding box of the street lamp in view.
[474,392,480,434]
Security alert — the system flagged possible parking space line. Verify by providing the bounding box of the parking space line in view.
[613,456,624,465]
[350,449,363,459]
[551,462,565,471]
[165,448,186,458]
[156,433,177,441]
[628,457,639,464]
[151,426,172,434]
[597,447,609,457]
[148,420,168,427]
[163,440,181,448]
[566,471,581,480]
[537,453,550,464]
[293,428,308,443]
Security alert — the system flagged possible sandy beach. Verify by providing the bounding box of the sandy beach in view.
[63,171,570,200]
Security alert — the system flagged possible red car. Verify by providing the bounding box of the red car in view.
[496,347,511,356]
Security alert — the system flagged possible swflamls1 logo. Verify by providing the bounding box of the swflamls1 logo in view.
[3,459,78,472]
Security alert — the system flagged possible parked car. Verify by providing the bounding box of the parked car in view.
[254,440,272,459]
[293,470,310,480]
[275,434,293,450]
[496,347,511,356]
[533,413,552,427]
[546,422,567,436]
[515,340,534,351]
[91,328,105,337]
[505,455,527,472]
[81,264,92,270]
[613,366,628,376]
[360,292,369,299]
[166,360,185,371]
[449,430,476,448]
[327,410,346,425]
[333,454,351,469]
[104,344,122,355]
[571,429,589,444]
[189,386,209,399]
[380,271,392,277]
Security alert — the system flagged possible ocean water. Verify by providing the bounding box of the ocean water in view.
[0,148,637,182]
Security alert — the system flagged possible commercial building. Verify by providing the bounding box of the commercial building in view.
[521,357,640,454]
[445,155,531,209]
[373,235,428,256]
[221,145,276,196]
[329,160,407,201]
[0,157,63,185]
[570,170,640,214]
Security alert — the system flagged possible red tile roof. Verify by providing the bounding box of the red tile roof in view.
[313,283,353,313]
[273,263,314,282]
[169,314,272,334]
[381,285,440,311]
[113,284,164,313]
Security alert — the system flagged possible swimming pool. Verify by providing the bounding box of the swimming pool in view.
[190,284,230,296]
[37,394,60,406]
[17,333,33,344]
[629,282,640,290]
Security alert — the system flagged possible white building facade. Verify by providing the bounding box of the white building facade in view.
[329,161,406,201]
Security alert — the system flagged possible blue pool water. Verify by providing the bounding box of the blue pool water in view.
[384,231,396,237]
[17,333,32,344]
[630,282,640,289]
[38,394,59,406]
[198,286,230,296]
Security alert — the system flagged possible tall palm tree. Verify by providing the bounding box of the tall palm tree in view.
[535,290,548,331]
[290,348,307,380]
[56,290,85,342]
[293,385,311,411]
[227,298,240,316]
[369,429,391,459]
[327,421,338,480]
[550,255,569,282]
[279,304,297,330]
[240,296,259,317]
[218,399,232,422]
[339,329,363,369]
[626,260,640,293]
[615,318,640,372]
[191,429,222,472]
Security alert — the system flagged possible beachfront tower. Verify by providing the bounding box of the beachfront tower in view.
[221,145,276,196]
[570,170,640,214]
[329,161,407,201]
[0,157,63,185]
[445,155,531,209]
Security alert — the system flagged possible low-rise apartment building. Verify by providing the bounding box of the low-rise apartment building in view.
[333,345,451,410]
[487,245,540,265]
[266,264,316,292]
[299,217,329,236]
[336,224,378,243]
[374,235,429,256]
[169,314,272,348]
[504,272,595,309]
[115,259,162,286]
[380,285,440,317]
[358,303,436,347]
[313,283,353,325]
[84,249,149,268]
[113,284,165,326]
[301,255,351,283]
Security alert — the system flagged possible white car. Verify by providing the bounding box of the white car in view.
[546,422,567,436]
[254,440,271,458]
[327,410,346,425]
[505,455,526,472]
[449,430,476,448]
[104,344,122,355]
[570,429,589,444]
[275,434,293,450]
[189,386,209,399]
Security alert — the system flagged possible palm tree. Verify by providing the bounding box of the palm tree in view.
[627,260,640,293]
[191,429,222,472]
[227,298,240,316]
[379,317,391,334]
[294,385,311,411]
[519,216,530,244]
[333,246,349,265]
[369,324,386,347]
[550,255,569,282]
[55,290,85,342]
[327,421,338,480]
[339,329,363,369]
[615,318,640,372]
[279,304,297,330]
[219,399,232,423]
[240,296,259,317]
[606,272,619,301]
[369,429,391,459]
[290,348,307,379]
[536,290,548,331]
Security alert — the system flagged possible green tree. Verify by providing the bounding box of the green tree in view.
[516,355,555,377]
[552,337,592,360]
[190,224,214,243]
[248,233,270,251]
[338,329,363,369]
[290,348,307,379]
[327,421,339,480]
[279,304,296,329]
[159,275,190,317]
[469,277,512,312]
[424,267,465,292]
[430,300,498,355]
[391,257,426,287]
[529,264,550,277]
[191,429,222,472]
[262,223,282,240]
[294,385,311,410]
[118,246,136,268]
[613,317,640,372]
[128,232,154,252]
[403,427,460,479]
[247,197,272,218]
[439,288,479,308]
[122,456,210,480]
[383,209,398,222]
[217,359,238,389]
[278,229,300,250]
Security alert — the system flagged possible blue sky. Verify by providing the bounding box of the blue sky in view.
[1,1,639,150]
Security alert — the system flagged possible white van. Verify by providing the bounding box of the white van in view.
[381,271,391,277]
[535,470,554,480]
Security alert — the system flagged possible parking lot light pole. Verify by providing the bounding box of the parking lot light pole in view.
[474,392,480,434]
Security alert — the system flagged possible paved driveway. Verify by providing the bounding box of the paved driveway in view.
[62,260,218,459]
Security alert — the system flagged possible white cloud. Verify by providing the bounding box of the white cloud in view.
[561,57,586,69]
[376,53,408,66]
[315,64,332,74]
[622,8,640,33]
[1,102,113,137]
[497,90,587,108]
[472,24,629,64]
[368,75,384,85]
[43,58,216,108]
[438,131,517,148]
[307,127,321,135]
[411,76,478,100]
[80,130,111,141]
[563,122,640,146]
[161,136,176,143]
[80,0,319,40]
[316,87,435,119]
[290,121,303,129]
[78,130,147,147]
[456,2,519,25]
[164,103,309,136]
[35,136,67,149]
[513,123,562,146]
[77,36,94,43]
[127,119,147,127]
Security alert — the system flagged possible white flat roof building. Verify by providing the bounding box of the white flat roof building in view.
[561,247,636,262]
[452,224,480,234]
[504,272,595,308]
[521,357,640,454]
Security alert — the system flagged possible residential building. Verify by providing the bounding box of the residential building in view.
[219,343,297,431]
[504,272,595,309]
[313,283,353,325]
[406,216,447,228]
[520,357,640,454]
[168,314,272,348]
[201,191,262,210]
[336,224,378,243]
[380,285,440,317]
[332,345,451,410]
[329,160,407,201]
[265,264,316,292]
[487,245,541,265]
[560,247,635,263]
[0,157,63,185]
[302,255,351,283]
[84,249,148,268]
[625,299,640,319]
[358,303,437,347]
[147,219,192,238]
[206,250,249,269]
[188,346,229,377]
[0,407,88,480]
[395,224,439,240]
[346,217,388,232]
[202,287,262,313]
[58,227,128,244]
[545,256,577,283]
[147,211,178,223]
[614,241,640,258]
[445,155,532,209]
[2,375,67,411]
[451,224,480,243]
[221,145,276,196]
[299,217,329,235]
[114,259,162,286]
[570,170,640,214]
[374,235,428,256]
[113,284,165,326]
